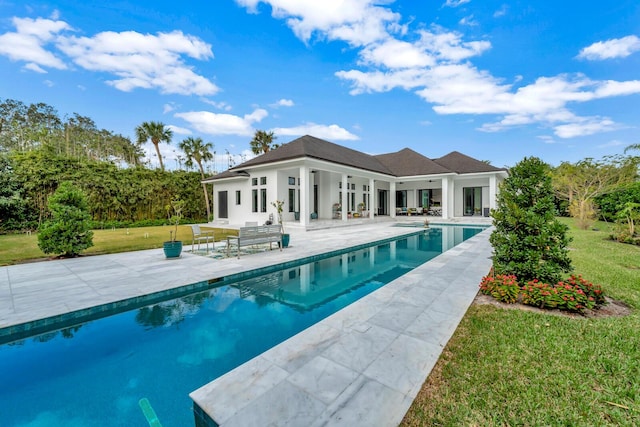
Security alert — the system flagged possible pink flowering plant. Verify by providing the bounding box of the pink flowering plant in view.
[480,273,520,304]
[481,273,606,314]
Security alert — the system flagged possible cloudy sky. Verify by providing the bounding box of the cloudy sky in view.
[1,0,639,171]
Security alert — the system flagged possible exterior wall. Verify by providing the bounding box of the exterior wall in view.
[452,176,491,217]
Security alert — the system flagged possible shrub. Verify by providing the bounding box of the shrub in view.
[37,182,94,257]
[480,274,520,304]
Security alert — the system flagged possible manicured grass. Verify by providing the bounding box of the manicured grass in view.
[402,218,640,426]
[0,225,237,266]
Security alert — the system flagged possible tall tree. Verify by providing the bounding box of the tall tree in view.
[135,121,173,171]
[490,157,572,283]
[249,130,277,155]
[180,136,214,219]
[553,156,638,229]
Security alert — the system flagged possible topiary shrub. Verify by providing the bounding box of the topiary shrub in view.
[38,182,94,257]
[490,157,572,283]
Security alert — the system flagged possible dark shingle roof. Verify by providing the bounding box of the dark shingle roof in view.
[433,151,505,174]
[220,135,393,176]
[203,136,505,181]
[374,148,452,177]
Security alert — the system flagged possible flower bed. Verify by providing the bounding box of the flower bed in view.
[480,273,606,313]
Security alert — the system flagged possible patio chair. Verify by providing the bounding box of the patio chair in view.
[190,224,215,253]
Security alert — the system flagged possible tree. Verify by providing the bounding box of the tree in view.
[490,157,572,283]
[135,121,173,171]
[249,130,277,155]
[0,154,28,231]
[553,156,638,229]
[38,182,94,257]
[180,137,214,219]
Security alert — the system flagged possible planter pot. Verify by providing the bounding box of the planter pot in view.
[163,241,183,258]
[281,234,290,248]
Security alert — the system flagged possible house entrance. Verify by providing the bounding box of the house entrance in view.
[377,189,388,215]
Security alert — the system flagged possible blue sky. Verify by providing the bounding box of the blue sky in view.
[1,0,639,172]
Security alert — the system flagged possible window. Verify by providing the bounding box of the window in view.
[288,188,295,212]
[350,192,355,211]
[252,189,258,212]
[236,190,241,205]
[396,190,407,208]
[288,177,296,185]
[351,183,355,190]
[260,188,267,212]
[362,193,367,209]
[363,185,367,191]
[252,178,258,186]
[260,176,267,185]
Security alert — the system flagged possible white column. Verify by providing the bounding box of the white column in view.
[448,178,455,218]
[369,178,375,220]
[300,264,310,294]
[441,177,449,219]
[390,181,396,218]
[341,174,348,222]
[300,165,309,227]
[489,174,497,210]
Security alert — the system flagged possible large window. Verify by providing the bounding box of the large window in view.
[260,188,267,212]
[252,189,258,212]
[288,188,295,212]
[395,190,407,208]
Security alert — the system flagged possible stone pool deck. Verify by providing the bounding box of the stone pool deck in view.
[0,221,493,426]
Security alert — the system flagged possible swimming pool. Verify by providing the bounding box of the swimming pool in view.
[0,226,484,427]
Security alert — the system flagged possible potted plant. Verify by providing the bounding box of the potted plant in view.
[271,200,290,248]
[163,197,185,258]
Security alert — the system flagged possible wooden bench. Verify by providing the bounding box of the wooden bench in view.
[226,224,283,258]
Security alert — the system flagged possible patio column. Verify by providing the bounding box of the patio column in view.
[489,174,497,211]
[369,178,375,220]
[300,165,309,227]
[441,177,450,219]
[390,181,396,218]
[341,174,348,222]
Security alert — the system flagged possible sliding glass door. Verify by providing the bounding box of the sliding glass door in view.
[463,187,482,216]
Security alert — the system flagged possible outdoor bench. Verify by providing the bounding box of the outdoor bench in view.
[226,224,283,258]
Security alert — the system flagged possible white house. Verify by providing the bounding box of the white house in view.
[202,135,507,228]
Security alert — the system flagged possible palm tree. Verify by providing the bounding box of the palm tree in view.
[135,121,173,171]
[249,130,277,155]
[180,136,214,220]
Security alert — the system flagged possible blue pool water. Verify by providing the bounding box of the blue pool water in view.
[0,226,483,427]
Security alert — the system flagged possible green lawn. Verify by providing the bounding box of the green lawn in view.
[402,218,640,426]
[0,225,237,266]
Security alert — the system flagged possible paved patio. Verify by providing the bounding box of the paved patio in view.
[0,220,493,426]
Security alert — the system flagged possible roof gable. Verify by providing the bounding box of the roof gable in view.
[433,151,504,174]
[374,148,451,177]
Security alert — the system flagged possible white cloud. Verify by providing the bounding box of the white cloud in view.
[537,135,556,144]
[163,103,177,114]
[24,63,47,73]
[57,30,218,95]
[459,15,478,26]
[554,118,619,138]
[201,98,233,111]
[235,0,402,46]
[444,0,470,7]
[272,98,295,107]
[175,108,268,136]
[43,79,54,87]
[271,123,359,140]
[0,17,69,70]
[166,125,192,135]
[493,5,508,18]
[577,35,640,60]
